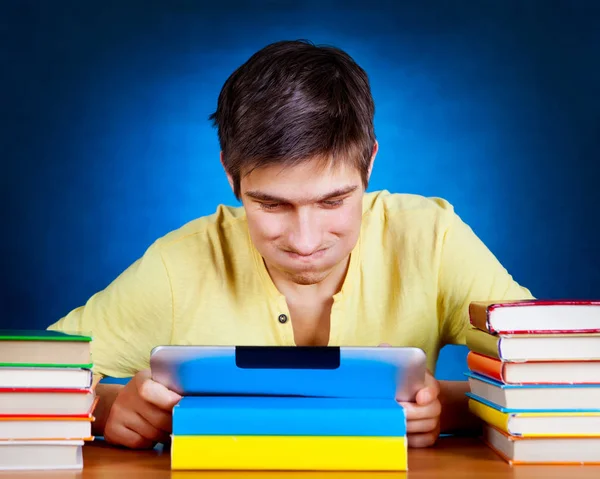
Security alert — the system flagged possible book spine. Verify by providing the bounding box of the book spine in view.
[468,302,493,333]
[466,327,501,359]
[466,352,504,382]
[468,398,510,434]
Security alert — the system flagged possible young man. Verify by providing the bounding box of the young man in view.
[48,40,533,450]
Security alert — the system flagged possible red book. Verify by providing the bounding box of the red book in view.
[0,375,100,416]
[0,397,98,441]
[467,351,600,384]
[469,299,600,334]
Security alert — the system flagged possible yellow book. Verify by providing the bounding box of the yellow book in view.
[468,397,600,437]
[171,435,407,471]
[468,397,510,433]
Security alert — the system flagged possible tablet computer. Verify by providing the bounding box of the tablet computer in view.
[150,345,426,401]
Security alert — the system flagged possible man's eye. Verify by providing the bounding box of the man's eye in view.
[321,199,344,208]
[259,203,280,210]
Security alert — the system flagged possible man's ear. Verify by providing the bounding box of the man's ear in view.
[367,140,378,180]
[220,151,234,191]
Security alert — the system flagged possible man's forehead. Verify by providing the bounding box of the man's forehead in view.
[239,157,363,200]
[243,157,359,181]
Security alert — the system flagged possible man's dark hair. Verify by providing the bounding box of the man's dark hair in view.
[209,39,376,199]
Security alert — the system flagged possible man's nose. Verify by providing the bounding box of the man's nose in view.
[287,209,322,255]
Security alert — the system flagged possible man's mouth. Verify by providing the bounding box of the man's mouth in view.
[283,247,329,261]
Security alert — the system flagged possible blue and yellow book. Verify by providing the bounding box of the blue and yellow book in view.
[172,396,405,436]
[171,396,407,471]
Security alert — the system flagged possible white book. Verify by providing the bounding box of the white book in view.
[0,418,92,440]
[0,367,93,389]
[0,440,83,470]
[484,424,600,464]
[467,373,600,410]
[0,390,96,416]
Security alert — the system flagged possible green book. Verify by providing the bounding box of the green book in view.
[0,330,92,342]
[465,326,500,359]
[0,329,93,368]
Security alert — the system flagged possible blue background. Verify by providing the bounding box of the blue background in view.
[1,0,599,380]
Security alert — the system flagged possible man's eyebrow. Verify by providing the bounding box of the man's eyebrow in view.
[245,185,359,203]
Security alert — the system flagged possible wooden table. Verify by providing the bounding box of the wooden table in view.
[2,436,599,478]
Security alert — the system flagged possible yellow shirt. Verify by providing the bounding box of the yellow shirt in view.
[48,190,533,377]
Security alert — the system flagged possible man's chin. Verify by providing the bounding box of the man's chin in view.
[276,260,334,285]
[283,270,330,286]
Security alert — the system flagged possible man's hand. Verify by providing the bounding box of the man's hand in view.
[103,369,182,449]
[377,343,442,447]
[398,370,442,448]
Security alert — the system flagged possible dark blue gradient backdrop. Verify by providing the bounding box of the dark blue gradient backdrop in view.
[1,1,599,378]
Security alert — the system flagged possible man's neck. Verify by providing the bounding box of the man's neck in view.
[264,256,351,346]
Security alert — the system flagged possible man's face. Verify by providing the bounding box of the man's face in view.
[239,158,366,286]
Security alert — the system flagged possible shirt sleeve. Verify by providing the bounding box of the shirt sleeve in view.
[47,240,174,378]
[436,202,535,346]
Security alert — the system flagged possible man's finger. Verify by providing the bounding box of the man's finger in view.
[124,411,164,440]
[138,401,174,433]
[415,372,440,405]
[105,423,154,450]
[407,431,439,448]
[398,400,441,421]
[406,418,439,434]
[425,371,440,390]
[416,386,436,405]
[138,378,182,410]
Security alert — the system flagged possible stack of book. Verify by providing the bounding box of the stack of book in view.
[171,395,407,470]
[152,345,419,471]
[0,330,97,471]
[465,299,600,465]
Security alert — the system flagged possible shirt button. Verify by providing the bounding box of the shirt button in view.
[278,314,288,324]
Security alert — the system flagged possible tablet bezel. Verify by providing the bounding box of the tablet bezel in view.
[150,345,427,401]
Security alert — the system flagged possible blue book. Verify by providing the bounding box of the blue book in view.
[465,372,600,412]
[172,396,406,436]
